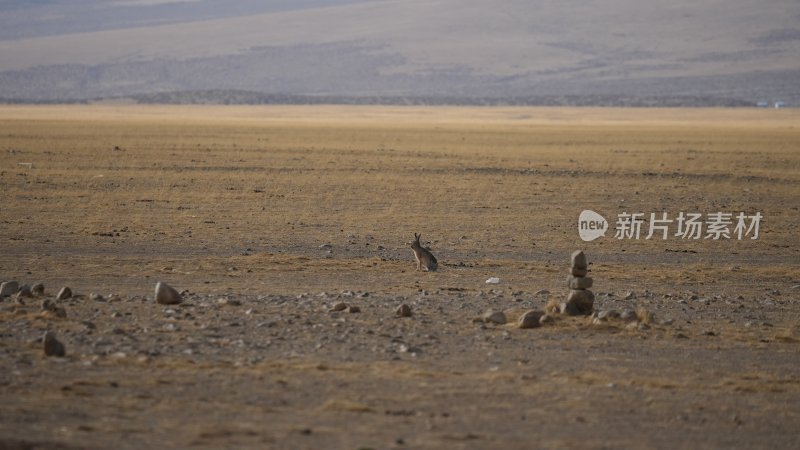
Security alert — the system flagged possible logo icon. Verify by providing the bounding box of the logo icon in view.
[578,210,608,241]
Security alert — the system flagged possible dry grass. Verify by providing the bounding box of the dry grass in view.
[1,105,797,295]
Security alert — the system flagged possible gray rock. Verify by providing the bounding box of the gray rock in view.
[567,275,593,290]
[89,293,105,302]
[518,310,544,329]
[347,305,361,313]
[31,282,45,296]
[565,289,595,315]
[217,298,241,306]
[16,284,33,298]
[154,281,181,305]
[42,331,66,357]
[329,302,348,312]
[624,291,636,300]
[41,299,67,318]
[597,310,621,320]
[482,310,507,325]
[396,304,413,318]
[56,286,72,300]
[558,301,578,315]
[570,250,588,269]
[534,289,550,296]
[571,267,588,277]
[0,281,19,298]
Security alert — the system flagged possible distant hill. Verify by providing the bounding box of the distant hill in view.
[0,0,798,105]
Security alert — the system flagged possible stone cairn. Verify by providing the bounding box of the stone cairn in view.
[562,250,594,315]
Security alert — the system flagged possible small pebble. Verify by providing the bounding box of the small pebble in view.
[597,310,620,320]
[56,286,73,300]
[16,284,33,299]
[217,298,241,306]
[396,304,412,317]
[0,281,20,298]
[518,310,544,329]
[482,310,507,325]
[42,331,66,357]
[329,302,348,312]
[154,282,181,305]
[31,283,45,296]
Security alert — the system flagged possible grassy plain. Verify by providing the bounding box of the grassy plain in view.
[0,105,799,449]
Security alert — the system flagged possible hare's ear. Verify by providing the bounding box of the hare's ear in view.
[415,233,420,241]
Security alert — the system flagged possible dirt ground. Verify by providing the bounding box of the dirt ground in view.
[1,105,799,449]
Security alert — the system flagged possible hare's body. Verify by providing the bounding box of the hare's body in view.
[411,233,438,272]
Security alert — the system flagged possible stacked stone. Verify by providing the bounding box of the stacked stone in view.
[561,250,594,315]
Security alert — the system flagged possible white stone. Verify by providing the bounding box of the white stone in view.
[154,281,181,305]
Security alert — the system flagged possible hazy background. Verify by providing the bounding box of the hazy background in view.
[0,0,798,105]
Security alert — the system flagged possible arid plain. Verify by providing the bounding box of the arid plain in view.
[1,105,799,449]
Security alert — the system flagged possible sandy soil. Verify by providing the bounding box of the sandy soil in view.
[1,105,799,449]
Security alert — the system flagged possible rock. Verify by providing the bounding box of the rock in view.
[558,301,578,315]
[482,310,507,325]
[399,344,422,355]
[217,298,241,306]
[485,277,501,284]
[539,314,555,325]
[16,284,33,298]
[154,281,181,305]
[620,309,638,322]
[56,286,72,300]
[41,299,67,318]
[597,310,621,320]
[571,267,588,277]
[517,310,544,329]
[624,291,636,300]
[89,293,105,302]
[565,289,595,315]
[347,305,361,313]
[534,289,550,296]
[42,331,66,357]
[329,302,348,312]
[31,282,45,296]
[0,281,19,298]
[567,275,593,290]
[570,250,588,269]
[396,304,412,318]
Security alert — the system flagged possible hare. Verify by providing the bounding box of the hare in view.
[411,233,438,272]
